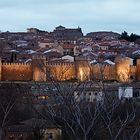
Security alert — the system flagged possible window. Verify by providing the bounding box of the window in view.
[9,135,15,140]
[18,134,23,140]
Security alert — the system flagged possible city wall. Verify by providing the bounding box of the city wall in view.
[90,64,116,81]
[1,63,33,81]
[0,57,138,82]
[46,62,75,81]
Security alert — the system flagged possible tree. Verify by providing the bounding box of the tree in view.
[31,80,140,140]
[120,31,140,42]
[29,56,140,140]
[0,83,32,140]
[120,31,129,41]
[0,83,18,140]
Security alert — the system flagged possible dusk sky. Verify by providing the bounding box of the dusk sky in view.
[0,0,140,35]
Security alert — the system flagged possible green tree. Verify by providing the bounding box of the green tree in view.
[120,31,129,41]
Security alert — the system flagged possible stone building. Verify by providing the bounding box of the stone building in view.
[52,26,83,44]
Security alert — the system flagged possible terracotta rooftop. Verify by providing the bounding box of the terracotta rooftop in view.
[62,44,75,49]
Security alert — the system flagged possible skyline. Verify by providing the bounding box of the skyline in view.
[0,0,140,35]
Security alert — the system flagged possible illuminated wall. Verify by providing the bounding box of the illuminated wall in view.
[1,63,32,81]
[90,64,116,81]
[75,57,90,81]
[0,56,139,82]
[136,59,140,81]
[115,57,132,82]
[32,55,46,82]
[46,62,75,81]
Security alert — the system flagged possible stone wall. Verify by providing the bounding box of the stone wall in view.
[136,59,140,81]
[90,64,116,81]
[0,57,139,82]
[32,55,46,82]
[46,62,75,81]
[1,63,33,81]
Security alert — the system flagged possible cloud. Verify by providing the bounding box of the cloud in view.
[0,0,139,34]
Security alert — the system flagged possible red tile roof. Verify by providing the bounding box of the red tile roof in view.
[62,44,75,49]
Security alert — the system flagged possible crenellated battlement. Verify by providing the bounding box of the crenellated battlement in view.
[1,62,33,81]
[46,62,75,66]
[0,57,139,82]
[2,62,32,66]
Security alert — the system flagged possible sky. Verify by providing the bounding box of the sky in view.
[0,0,140,35]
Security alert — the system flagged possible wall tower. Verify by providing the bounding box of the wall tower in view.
[75,56,90,81]
[136,59,140,81]
[32,55,46,82]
